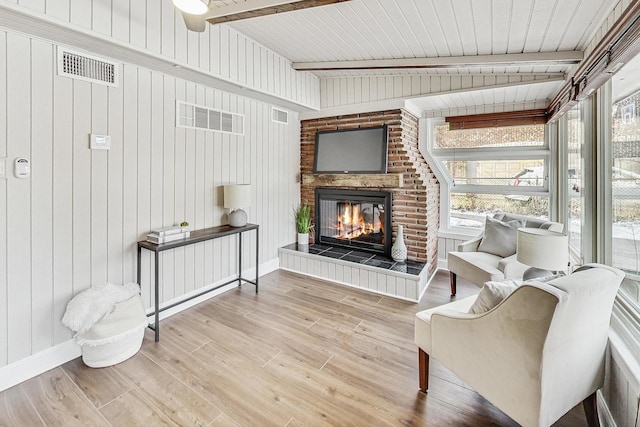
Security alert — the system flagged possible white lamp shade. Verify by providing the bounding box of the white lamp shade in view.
[516,228,568,271]
[223,184,251,209]
[172,0,209,15]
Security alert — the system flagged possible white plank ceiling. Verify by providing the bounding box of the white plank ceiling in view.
[227,0,620,113]
[411,79,562,117]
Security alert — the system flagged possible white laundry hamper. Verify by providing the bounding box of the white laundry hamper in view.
[75,294,148,368]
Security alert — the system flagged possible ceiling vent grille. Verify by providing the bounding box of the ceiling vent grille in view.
[177,101,244,135]
[57,47,119,87]
[272,107,288,124]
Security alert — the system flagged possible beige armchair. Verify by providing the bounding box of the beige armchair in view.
[414,264,625,427]
[447,213,563,295]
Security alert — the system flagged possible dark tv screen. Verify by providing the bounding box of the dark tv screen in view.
[313,126,388,174]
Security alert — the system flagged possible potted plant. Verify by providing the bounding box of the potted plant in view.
[294,205,313,245]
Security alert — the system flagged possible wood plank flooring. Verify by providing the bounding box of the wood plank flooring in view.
[0,270,587,426]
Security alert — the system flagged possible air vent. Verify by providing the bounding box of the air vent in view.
[57,47,119,87]
[272,107,288,124]
[176,101,244,135]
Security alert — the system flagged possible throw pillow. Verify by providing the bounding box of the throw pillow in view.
[468,279,522,314]
[477,216,526,257]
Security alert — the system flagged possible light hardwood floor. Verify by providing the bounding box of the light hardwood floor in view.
[0,269,586,426]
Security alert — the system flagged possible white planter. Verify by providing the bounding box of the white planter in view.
[297,232,309,245]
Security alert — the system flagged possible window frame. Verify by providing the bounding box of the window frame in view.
[601,78,640,355]
[425,118,552,234]
[553,80,640,370]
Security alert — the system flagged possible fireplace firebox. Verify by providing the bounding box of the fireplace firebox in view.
[315,189,392,257]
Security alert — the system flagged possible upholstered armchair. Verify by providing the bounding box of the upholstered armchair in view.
[414,264,625,427]
[447,213,563,295]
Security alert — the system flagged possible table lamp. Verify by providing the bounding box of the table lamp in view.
[224,184,251,227]
[516,228,568,281]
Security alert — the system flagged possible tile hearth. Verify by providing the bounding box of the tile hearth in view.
[278,243,429,302]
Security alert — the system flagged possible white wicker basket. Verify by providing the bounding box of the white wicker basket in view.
[75,295,148,368]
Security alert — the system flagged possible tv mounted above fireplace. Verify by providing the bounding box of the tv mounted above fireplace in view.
[313,125,388,174]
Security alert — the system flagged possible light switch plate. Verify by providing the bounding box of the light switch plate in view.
[90,134,111,150]
[0,158,6,179]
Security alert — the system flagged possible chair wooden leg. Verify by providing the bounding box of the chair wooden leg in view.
[583,391,600,427]
[449,272,457,296]
[418,348,429,392]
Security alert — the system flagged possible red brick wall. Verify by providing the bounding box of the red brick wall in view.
[300,109,439,275]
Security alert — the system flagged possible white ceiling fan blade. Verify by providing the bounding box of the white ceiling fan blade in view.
[182,12,207,32]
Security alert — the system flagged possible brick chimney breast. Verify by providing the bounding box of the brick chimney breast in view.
[300,109,440,277]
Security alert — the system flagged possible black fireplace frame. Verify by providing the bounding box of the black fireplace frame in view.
[314,188,393,258]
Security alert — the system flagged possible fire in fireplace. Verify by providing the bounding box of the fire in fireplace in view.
[315,189,392,257]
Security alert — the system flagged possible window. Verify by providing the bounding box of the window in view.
[429,121,550,230]
[611,57,640,310]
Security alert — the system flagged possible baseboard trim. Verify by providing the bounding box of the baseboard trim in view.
[0,258,280,393]
[418,267,438,301]
[597,389,617,427]
[0,339,81,392]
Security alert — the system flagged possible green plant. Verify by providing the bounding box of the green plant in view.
[294,205,313,234]
[180,221,189,227]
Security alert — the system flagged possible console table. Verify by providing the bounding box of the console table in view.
[137,223,259,341]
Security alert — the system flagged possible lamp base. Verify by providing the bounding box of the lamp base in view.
[228,209,247,227]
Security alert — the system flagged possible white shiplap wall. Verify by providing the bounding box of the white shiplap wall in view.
[2,0,320,110]
[436,235,470,269]
[604,342,640,427]
[319,74,560,110]
[0,30,301,368]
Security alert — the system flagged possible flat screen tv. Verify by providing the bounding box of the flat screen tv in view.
[313,125,388,174]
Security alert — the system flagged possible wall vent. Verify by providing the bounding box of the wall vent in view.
[177,101,244,135]
[272,107,288,124]
[57,47,119,87]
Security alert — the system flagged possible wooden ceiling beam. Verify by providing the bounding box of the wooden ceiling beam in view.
[292,51,583,71]
[205,0,350,25]
[445,109,549,130]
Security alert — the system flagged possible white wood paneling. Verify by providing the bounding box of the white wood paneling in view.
[319,74,563,110]
[0,30,302,368]
[603,333,640,427]
[30,39,54,354]
[0,30,7,367]
[437,236,469,269]
[92,0,111,36]
[44,0,68,21]
[0,0,320,110]
[69,0,91,30]
[51,57,74,347]
[230,0,615,64]
[107,80,124,286]
[6,32,33,363]
[278,247,428,302]
[91,84,109,288]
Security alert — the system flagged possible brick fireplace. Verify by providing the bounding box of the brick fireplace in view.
[315,188,392,257]
[300,109,440,277]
